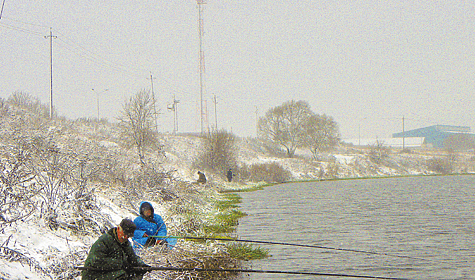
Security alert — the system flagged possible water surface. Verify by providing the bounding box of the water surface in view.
[236,175,475,280]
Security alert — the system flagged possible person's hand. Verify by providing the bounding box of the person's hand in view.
[156,239,168,246]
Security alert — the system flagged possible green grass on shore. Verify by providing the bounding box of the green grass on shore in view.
[226,243,269,261]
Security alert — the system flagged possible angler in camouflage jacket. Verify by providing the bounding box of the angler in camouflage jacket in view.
[82,219,149,280]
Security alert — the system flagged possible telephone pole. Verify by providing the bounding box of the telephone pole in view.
[167,96,180,135]
[213,94,217,130]
[402,116,405,150]
[44,28,57,119]
[255,106,259,137]
[92,88,108,119]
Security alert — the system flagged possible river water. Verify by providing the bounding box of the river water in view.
[235,175,475,280]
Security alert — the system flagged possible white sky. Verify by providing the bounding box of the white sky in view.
[1,0,474,138]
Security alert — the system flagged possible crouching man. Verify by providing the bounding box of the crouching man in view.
[82,218,150,280]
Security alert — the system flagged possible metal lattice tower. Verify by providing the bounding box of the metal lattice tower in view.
[197,0,207,134]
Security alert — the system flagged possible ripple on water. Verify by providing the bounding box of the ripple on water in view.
[236,175,475,280]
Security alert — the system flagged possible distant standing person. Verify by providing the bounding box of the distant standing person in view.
[197,171,207,184]
[226,169,233,182]
[81,218,150,280]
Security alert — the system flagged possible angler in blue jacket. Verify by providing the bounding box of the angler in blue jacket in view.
[132,201,169,248]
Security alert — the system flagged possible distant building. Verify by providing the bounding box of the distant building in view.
[392,125,474,148]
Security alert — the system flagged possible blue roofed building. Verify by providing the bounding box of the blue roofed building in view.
[392,125,474,149]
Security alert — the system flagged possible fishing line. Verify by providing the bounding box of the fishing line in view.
[151,235,426,261]
[75,266,412,280]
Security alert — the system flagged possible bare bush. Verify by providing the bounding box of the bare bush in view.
[0,146,37,230]
[0,131,115,235]
[0,97,9,116]
[7,91,49,118]
[195,129,238,176]
[369,140,389,162]
[118,163,178,206]
[41,246,87,279]
[240,162,292,183]
[426,157,454,174]
[0,114,48,145]
[326,162,340,178]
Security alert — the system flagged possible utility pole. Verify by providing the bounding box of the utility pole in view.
[213,94,217,130]
[148,73,159,133]
[358,124,361,146]
[167,96,180,135]
[402,116,405,150]
[255,106,259,137]
[44,28,57,119]
[92,88,108,119]
[174,96,179,134]
[197,0,206,134]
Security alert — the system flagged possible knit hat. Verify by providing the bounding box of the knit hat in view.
[120,218,136,236]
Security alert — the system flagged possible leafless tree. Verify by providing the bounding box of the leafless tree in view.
[303,113,340,159]
[118,90,161,166]
[257,100,312,158]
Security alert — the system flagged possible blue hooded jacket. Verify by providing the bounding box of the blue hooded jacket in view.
[132,201,167,248]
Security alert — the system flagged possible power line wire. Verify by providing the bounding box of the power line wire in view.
[1,16,50,28]
[1,17,151,79]
[54,30,150,77]
[0,21,43,36]
[55,38,147,78]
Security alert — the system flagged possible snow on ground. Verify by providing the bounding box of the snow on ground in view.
[334,154,356,165]
[96,194,134,222]
[160,134,202,182]
[0,192,169,279]
[1,218,86,279]
[0,261,48,280]
[2,131,475,279]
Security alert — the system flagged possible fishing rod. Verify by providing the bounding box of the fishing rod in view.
[75,266,412,280]
[151,235,424,261]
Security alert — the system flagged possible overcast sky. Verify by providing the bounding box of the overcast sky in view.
[1,1,474,139]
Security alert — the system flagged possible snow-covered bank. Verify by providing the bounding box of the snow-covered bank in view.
[2,112,474,279]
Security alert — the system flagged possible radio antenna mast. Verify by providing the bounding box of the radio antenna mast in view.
[197,0,206,134]
[148,72,158,133]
